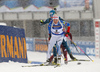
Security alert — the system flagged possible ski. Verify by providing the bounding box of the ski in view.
[22,62,59,67]
[22,62,49,67]
[22,59,90,67]
[67,59,90,62]
[54,64,61,68]
[22,64,49,67]
[54,59,90,68]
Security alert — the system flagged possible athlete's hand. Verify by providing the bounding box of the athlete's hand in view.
[40,20,44,25]
[63,28,65,32]
[40,20,44,23]
[48,34,51,41]
[65,34,68,37]
[48,37,50,41]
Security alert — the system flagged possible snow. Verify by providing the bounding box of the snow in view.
[0,22,7,26]
[0,51,100,72]
[38,6,52,11]
[0,5,10,12]
[10,7,24,12]
[24,5,38,12]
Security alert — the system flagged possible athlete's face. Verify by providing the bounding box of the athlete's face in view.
[53,19,59,24]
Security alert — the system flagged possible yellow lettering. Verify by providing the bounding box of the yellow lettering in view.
[35,44,48,52]
[1,35,7,57]
[35,44,40,51]
[43,45,48,51]
[23,38,27,58]
[18,37,24,58]
[7,35,13,58]
[40,44,43,51]
[14,37,19,58]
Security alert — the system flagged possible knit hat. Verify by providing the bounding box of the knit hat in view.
[49,10,55,17]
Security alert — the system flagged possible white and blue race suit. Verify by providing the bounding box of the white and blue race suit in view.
[47,20,70,59]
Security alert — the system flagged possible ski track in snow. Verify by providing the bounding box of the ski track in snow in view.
[0,51,100,72]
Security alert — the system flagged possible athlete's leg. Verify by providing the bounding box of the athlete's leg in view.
[61,44,68,64]
[47,36,57,60]
[56,36,64,64]
[62,38,77,60]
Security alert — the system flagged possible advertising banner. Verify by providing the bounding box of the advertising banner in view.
[0,25,27,63]
[0,0,93,12]
[59,0,93,10]
[35,38,48,52]
[70,41,95,56]
[26,38,34,51]
[34,38,95,56]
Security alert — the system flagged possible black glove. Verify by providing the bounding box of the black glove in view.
[48,34,51,40]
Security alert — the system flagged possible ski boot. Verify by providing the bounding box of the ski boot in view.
[52,57,57,65]
[57,57,61,66]
[69,53,77,61]
[45,58,51,65]
[64,58,68,64]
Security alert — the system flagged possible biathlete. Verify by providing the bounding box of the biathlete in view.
[40,10,77,64]
[47,14,66,65]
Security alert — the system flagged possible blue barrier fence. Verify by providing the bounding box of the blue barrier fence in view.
[26,38,34,51]
[26,38,95,56]
[70,41,95,56]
